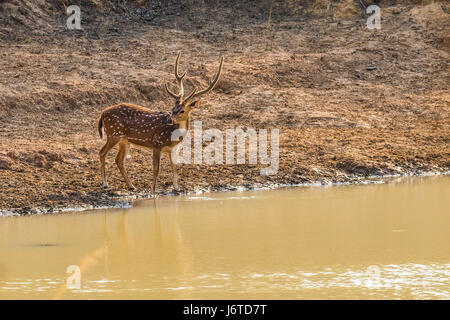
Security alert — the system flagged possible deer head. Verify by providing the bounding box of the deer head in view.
[165,52,224,123]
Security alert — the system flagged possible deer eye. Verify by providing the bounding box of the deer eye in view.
[179,110,185,114]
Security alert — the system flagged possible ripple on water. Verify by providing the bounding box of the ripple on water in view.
[0,263,448,299]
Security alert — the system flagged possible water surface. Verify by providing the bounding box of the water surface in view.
[0,176,449,299]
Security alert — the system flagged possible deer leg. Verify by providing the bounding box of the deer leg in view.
[168,152,179,190]
[99,137,120,188]
[115,140,135,190]
[152,148,161,195]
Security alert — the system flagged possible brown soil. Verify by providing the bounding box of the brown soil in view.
[0,1,449,214]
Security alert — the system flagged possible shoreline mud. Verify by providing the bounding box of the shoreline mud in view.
[1,170,448,216]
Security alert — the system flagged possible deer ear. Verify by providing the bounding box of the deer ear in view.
[189,100,200,108]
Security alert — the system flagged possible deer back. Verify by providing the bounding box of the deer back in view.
[99,103,181,148]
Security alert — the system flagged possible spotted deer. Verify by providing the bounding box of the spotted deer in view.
[98,52,224,194]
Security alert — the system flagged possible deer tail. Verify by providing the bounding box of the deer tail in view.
[98,115,104,139]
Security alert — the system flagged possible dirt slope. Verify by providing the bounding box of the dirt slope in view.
[0,1,449,214]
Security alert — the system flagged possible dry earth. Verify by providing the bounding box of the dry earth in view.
[0,0,449,214]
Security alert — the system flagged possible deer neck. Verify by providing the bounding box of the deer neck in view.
[176,116,190,131]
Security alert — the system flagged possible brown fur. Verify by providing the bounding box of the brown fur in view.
[98,53,223,194]
[97,116,104,138]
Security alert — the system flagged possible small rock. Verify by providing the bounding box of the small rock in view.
[0,155,14,170]
[22,153,48,168]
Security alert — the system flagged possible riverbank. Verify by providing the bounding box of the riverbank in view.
[0,1,449,215]
[0,171,450,217]
[1,171,449,216]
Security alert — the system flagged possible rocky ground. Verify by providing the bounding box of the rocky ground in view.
[0,0,449,214]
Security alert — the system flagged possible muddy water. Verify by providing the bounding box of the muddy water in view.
[0,176,449,299]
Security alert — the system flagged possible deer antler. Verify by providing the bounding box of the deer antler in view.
[166,53,224,102]
[188,56,224,101]
[184,87,198,102]
[166,51,186,100]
